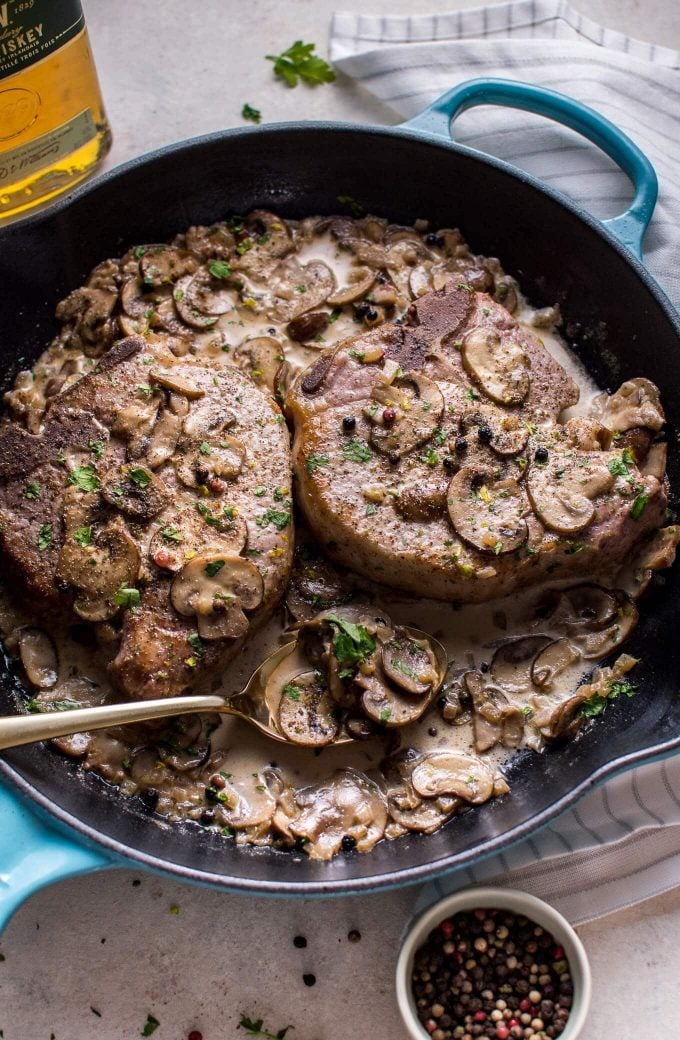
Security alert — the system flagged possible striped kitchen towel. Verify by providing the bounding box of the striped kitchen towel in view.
[330,0,680,311]
[331,1,680,921]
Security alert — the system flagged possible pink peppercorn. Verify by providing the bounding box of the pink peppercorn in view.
[188,1032,203,1040]
[382,407,397,425]
[474,1011,487,1023]
[496,1028,510,1040]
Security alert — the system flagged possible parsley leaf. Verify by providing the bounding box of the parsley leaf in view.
[114,585,140,609]
[266,40,335,88]
[67,465,100,492]
[209,259,231,279]
[73,526,93,547]
[129,467,151,488]
[239,1015,293,1039]
[342,438,372,463]
[141,1015,160,1037]
[24,482,40,500]
[326,613,376,678]
[37,523,52,551]
[630,491,649,520]
[161,526,182,543]
[187,632,204,657]
[205,559,225,577]
[241,102,262,123]
[306,453,330,473]
[89,439,106,460]
[255,508,290,531]
[580,678,637,718]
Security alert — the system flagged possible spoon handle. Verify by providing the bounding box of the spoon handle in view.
[0,695,227,751]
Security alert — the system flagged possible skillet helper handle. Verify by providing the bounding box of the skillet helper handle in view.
[401,78,658,259]
[0,778,112,934]
[0,694,227,751]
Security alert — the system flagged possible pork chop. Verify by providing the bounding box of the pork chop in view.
[287,282,667,602]
[0,335,293,698]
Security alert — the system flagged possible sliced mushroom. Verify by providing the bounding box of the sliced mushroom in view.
[595,377,665,434]
[185,223,235,260]
[640,442,667,481]
[447,467,528,554]
[327,266,376,306]
[149,366,205,399]
[382,749,459,835]
[216,771,277,831]
[270,259,336,323]
[490,635,553,693]
[152,298,194,340]
[170,553,264,640]
[357,670,432,727]
[57,510,141,623]
[52,732,91,758]
[237,337,282,392]
[55,286,119,356]
[381,631,439,695]
[411,750,495,805]
[531,638,582,689]
[101,464,171,521]
[563,416,610,451]
[465,671,525,752]
[173,275,221,329]
[462,326,530,405]
[286,312,329,343]
[156,715,211,772]
[111,396,160,449]
[285,544,356,622]
[175,434,245,487]
[19,628,58,688]
[145,408,182,469]
[393,479,448,522]
[289,768,388,860]
[277,670,340,747]
[120,277,153,319]
[368,372,444,458]
[182,266,234,316]
[139,246,198,287]
[527,452,614,535]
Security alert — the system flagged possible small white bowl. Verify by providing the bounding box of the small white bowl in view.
[396,887,591,1040]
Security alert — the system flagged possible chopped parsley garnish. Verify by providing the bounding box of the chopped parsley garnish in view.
[24,482,40,500]
[630,491,649,519]
[433,427,447,446]
[67,464,100,492]
[379,707,392,723]
[580,678,637,718]
[196,501,237,527]
[342,438,372,463]
[133,246,147,259]
[37,523,52,551]
[466,388,480,401]
[142,1015,160,1037]
[283,682,301,701]
[209,259,231,279]
[336,194,364,217]
[26,698,79,713]
[113,585,140,609]
[266,40,335,87]
[328,307,343,323]
[241,102,262,123]
[199,441,212,456]
[365,503,377,516]
[89,439,106,460]
[306,453,330,473]
[239,1017,293,1039]
[255,508,290,531]
[73,526,93,547]
[137,383,153,397]
[205,559,225,577]
[326,613,376,678]
[253,486,267,497]
[421,448,439,467]
[129,467,151,488]
[161,526,182,542]
[187,632,204,656]
[608,455,631,478]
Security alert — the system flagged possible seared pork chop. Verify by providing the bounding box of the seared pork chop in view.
[287,282,666,602]
[0,336,293,698]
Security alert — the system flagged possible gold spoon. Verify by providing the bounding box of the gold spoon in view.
[0,640,305,752]
[0,626,447,752]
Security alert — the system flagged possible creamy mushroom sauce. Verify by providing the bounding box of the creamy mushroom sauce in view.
[1,211,676,861]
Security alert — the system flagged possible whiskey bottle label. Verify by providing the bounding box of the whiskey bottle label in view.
[0,0,85,80]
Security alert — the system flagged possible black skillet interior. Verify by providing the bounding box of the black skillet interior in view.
[0,124,679,894]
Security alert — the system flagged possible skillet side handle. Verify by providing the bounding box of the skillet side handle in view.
[401,78,658,260]
[0,778,113,934]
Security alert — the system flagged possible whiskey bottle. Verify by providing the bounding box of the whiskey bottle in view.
[0,0,112,224]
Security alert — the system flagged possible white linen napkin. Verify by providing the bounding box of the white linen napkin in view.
[330,0,680,309]
[331,1,680,921]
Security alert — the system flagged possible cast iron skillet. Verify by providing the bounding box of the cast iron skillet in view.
[0,80,678,919]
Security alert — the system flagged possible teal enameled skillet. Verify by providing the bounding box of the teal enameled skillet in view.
[0,79,678,925]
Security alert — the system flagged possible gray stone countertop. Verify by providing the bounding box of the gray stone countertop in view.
[2,1,680,1038]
